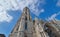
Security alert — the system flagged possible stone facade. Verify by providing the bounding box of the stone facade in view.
[9,7,60,37]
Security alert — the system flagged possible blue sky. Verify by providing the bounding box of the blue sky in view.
[0,0,60,37]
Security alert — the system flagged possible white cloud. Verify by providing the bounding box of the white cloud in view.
[56,0,60,7]
[0,0,13,22]
[47,12,60,21]
[0,11,13,22]
[0,0,45,22]
[14,0,45,16]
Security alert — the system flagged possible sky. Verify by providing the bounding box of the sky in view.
[0,0,60,37]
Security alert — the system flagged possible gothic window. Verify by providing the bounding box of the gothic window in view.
[25,16,27,20]
[25,22,27,30]
[25,9,27,15]
[16,25,19,31]
[25,11,27,15]
[37,23,39,27]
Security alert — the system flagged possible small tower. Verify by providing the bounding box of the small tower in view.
[9,7,33,37]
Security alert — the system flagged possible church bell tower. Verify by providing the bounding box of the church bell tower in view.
[9,7,33,37]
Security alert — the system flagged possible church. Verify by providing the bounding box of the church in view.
[9,7,60,37]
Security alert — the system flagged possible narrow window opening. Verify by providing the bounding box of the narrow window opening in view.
[16,26,19,31]
[25,22,27,30]
[25,16,27,20]
[25,8,27,15]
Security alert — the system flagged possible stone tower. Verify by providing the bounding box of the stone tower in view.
[9,7,49,37]
[9,7,33,37]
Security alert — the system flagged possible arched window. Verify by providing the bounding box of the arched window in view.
[25,22,27,30]
[16,26,19,31]
[25,16,27,20]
